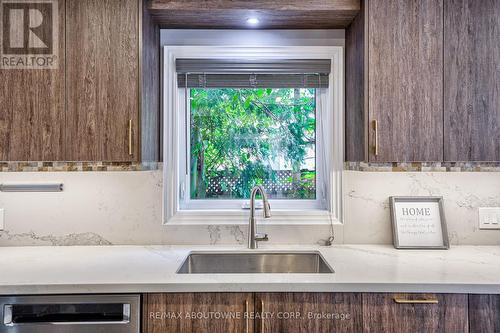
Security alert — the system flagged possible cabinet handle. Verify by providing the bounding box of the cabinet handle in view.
[260,299,264,333]
[245,300,249,333]
[372,120,378,156]
[393,297,439,304]
[128,119,133,156]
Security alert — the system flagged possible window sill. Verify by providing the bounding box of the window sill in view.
[164,209,341,226]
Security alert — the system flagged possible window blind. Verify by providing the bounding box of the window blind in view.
[176,59,331,88]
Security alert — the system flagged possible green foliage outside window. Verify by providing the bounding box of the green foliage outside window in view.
[190,88,316,200]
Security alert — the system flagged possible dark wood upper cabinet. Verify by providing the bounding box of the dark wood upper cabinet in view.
[256,292,363,333]
[363,293,468,333]
[368,0,444,162]
[66,0,139,161]
[469,294,500,333]
[141,1,161,163]
[346,0,444,162]
[143,293,253,333]
[66,0,159,162]
[1,0,159,162]
[345,0,366,162]
[0,0,66,161]
[444,0,500,161]
[346,0,500,163]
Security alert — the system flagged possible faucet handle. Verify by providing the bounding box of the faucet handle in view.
[255,233,269,242]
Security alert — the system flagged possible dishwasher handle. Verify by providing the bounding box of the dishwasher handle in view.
[3,303,131,326]
[2,306,11,326]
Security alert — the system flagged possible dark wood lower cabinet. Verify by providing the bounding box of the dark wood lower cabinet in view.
[469,294,500,333]
[144,292,500,333]
[144,293,253,333]
[256,292,362,333]
[362,293,468,333]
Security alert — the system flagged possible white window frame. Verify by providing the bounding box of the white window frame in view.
[163,45,344,225]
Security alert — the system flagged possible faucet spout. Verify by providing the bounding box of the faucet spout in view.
[248,185,271,249]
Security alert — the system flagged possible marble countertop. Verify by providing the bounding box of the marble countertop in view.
[1,244,499,295]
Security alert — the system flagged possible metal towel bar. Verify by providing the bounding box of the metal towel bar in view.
[0,183,63,192]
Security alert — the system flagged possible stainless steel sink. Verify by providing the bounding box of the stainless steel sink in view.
[176,251,334,274]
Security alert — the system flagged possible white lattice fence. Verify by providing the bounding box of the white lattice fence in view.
[205,170,315,197]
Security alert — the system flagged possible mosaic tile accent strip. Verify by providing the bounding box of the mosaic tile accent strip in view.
[0,162,162,172]
[345,162,500,172]
[2,161,498,172]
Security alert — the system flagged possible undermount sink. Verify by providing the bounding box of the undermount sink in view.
[176,251,334,274]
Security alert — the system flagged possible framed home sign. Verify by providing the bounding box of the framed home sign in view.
[389,196,449,249]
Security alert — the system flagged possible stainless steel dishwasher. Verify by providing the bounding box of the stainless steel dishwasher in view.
[0,294,140,333]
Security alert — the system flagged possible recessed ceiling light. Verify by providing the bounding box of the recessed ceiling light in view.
[246,17,260,26]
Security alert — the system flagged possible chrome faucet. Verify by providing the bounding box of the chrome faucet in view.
[248,185,271,249]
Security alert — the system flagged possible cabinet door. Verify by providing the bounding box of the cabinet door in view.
[444,0,500,161]
[368,0,443,162]
[469,294,500,333]
[0,0,66,161]
[363,293,468,333]
[143,293,253,333]
[66,0,139,161]
[255,292,362,333]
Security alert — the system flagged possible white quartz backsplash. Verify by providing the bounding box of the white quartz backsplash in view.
[0,170,498,246]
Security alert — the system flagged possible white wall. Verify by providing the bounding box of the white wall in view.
[343,171,500,245]
[0,170,334,246]
[0,170,499,246]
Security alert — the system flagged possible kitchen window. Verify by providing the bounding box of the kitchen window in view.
[163,46,344,224]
